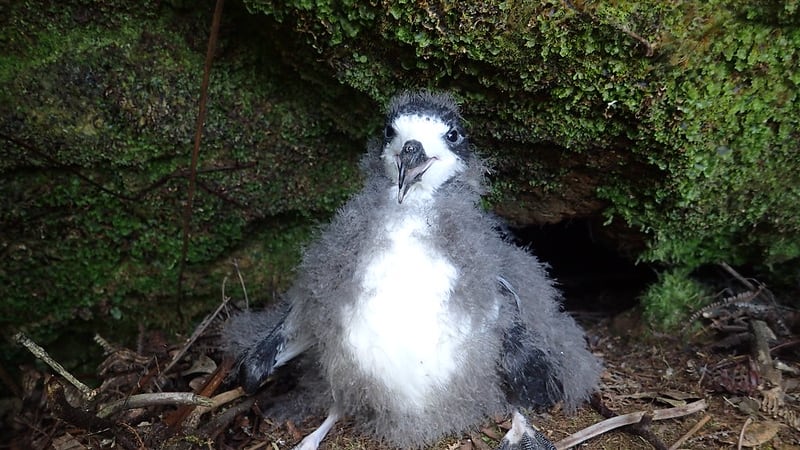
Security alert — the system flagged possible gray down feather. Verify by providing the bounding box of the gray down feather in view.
[223,91,602,448]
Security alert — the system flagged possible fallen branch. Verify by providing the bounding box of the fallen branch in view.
[184,385,245,429]
[46,378,140,449]
[668,413,711,450]
[14,332,97,401]
[737,417,753,450]
[233,258,251,308]
[719,262,756,291]
[555,398,707,449]
[199,394,258,441]
[160,283,232,378]
[164,355,235,429]
[97,392,213,419]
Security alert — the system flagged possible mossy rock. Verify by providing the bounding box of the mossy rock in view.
[0,0,363,339]
[1,0,799,341]
[244,0,800,298]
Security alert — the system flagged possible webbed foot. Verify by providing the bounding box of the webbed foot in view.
[496,411,556,450]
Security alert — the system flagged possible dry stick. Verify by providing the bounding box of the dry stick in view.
[206,386,246,411]
[555,399,707,449]
[233,258,250,308]
[0,131,256,205]
[164,356,235,429]
[14,332,97,401]
[587,393,668,450]
[718,262,757,291]
[668,413,711,450]
[46,378,139,449]
[185,387,246,430]
[97,392,213,418]
[244,440,271,450]
[176,359,238,437]
[161,257,235,379]
[200,393,258,441]
[737,417,753,450]
[561,0,654,56]
[160,288,232,378]
[176,0,225,306]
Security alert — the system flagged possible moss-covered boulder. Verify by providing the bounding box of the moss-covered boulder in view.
[244,0,800,267]
[1,0,799,340]
[0,1,365,338]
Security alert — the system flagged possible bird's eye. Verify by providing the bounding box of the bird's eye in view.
[446,129,460,143]
[384,125,396,139]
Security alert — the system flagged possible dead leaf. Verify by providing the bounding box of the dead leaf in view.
[660,389,701,401]
[480,425,502,440]
[181,354,218,376]
[52,433,87,450]
[469,431,492,450]
[656,396,687,407]
[741,420,780,447]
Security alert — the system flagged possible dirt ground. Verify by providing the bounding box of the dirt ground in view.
[5,300,800,450]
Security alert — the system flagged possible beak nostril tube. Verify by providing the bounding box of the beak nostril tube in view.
[402,139,423,155]
[396,139,434,204]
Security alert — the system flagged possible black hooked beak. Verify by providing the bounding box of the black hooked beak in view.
[396,140,436,204]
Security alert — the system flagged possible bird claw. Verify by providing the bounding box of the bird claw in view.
[495,411,556,450]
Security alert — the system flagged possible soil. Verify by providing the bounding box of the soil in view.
[5,300,800,450]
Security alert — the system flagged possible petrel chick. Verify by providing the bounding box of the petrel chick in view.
[224,91,601,450]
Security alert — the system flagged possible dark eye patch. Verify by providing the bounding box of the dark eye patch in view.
[446,128,460,143]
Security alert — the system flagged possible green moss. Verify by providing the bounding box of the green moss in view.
[238,0,800,316]
[3,0,800,341]
[641,268,709,330]
[0,0,362,340]
[603,1,800,269]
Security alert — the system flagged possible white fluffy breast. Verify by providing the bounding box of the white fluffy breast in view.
[345,211,466,409]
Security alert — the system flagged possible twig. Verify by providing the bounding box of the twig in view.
[244,442,270,450]
[668,413,711,450]
[587,393,667,449]
[14,332,97,401]
[46,378,139,449]
[183,358,239,429]
[737,417,752,450]
[233,258,250,308]
[555,399,707,449]
[207,386,246,410]
[770,338,800,353]
[185,386,246,430]
[176,0,225,305]
[561,0,654,56]
[165,356,235,429]
[0,131,256,204]
[160,289,232,377]
[200,394,258,441]
[719,262,756,291]
[0,132,138,202]
[97,392,213,418]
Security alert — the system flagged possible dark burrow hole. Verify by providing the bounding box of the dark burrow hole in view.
[509,219,656,315]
